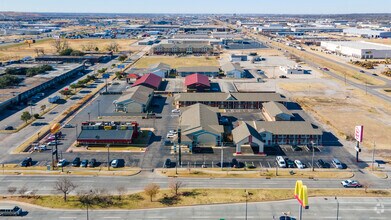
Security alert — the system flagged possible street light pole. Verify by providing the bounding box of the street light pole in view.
[88,112,91,122]
[245,189,248,220]
[335,196,339,220]
[311,141,315,172]
[372,141,376,171]
[107,144,110,171]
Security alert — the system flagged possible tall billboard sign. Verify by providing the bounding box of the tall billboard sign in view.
[355,125,363,143]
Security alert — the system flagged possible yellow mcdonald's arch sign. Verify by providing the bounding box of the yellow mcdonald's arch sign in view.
[294,180,309,209]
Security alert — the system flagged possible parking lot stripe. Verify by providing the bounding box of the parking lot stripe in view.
[267,161,271,168]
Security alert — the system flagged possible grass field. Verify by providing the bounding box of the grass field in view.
[3,188,390,210]
[0,38,137,61]
[133,56,220,68]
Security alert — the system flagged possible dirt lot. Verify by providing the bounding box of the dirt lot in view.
[133,56,219,68]
[279,81,391,153]
[0,38,137,61]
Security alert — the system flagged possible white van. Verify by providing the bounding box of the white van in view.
[276,156,286,168]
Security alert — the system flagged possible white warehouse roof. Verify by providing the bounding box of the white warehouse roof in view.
[322,41,391,50]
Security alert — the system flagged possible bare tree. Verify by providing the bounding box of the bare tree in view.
[18,186,28,197]
[34,48,40,56]
[40,104,46,113]
[8,187,17,195]
[105,42,119,52]
[54,177,77,201]
[116,186,126,201]
[81,43,96,52]
[169,179,184,196]
[144,183,160,202]
[52,39,70,53]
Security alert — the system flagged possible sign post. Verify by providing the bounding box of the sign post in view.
[50,123,61,170]
[354,125,364,162]
[294,180,309,220]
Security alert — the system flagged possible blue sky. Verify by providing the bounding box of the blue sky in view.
[1,0,390,14]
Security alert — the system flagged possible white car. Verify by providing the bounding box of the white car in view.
[47,141,60,146]
[57,159,67,167]
[166,133,176,139]
[294,160,305,169]
[171,109,181,114]
[63,124,73,128]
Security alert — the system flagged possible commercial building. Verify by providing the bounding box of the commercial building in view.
[174,92,286,109]
[114,85,154,113]
[132,73,162,90]
[180,103,224,149]
[35,54,111,64]
[176,66,220,77]
[321,41,391,59]
[150,43,214,55]
[221,62,245,78]
[0,64,84,112]
[343,28,391,38]
[232,122,264,154]
[185,73,210,92]
[77,121,139,146]
[242,121,323,147]
[262,101,294,121]
[291,27,343,33]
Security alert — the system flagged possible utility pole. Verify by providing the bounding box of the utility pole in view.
[372,141,376,171]
[245,189,249,220]
[178,128,181,166]
[88,112,91,122]
[221,142,224,171]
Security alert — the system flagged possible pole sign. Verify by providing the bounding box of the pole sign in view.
[294,180,309,209]
[117,64,125,69]
[355,125,363,143]
[102,73,110,79]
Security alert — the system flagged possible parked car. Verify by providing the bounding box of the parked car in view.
[164,158,172,168]
[323,68,329,71]
[57,159,67,167]
[285,159,296,168]
[33,144,47,152]
[359,70,365,73]
[166,133,176,139]
[63,124,73,128]
[332,158,343,169]
[372,73,378,76]
[294,160,305,169]
[21,157,32,167]
[80,159,88,168]
[341,179,362,188]
[47,141,60,146]
[317,159,329,168]
[111,159,124,168]
[171,109,181,114]
[88,159,96,168]
[276,156,286,168]
[231,158,239,168]
[72,157,81,167]
[4,126,14,130]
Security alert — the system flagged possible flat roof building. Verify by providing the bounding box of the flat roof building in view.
[177,66,220,77]
[321,41,391,59]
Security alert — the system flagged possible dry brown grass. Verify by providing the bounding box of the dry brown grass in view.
[0,39,137,61]
[2,188,390,210]
[133,56,219,68]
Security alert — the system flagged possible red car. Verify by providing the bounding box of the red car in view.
[323,68,329,71]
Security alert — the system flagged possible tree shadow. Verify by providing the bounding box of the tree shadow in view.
[182,190,201,198]
[159,194,180,206]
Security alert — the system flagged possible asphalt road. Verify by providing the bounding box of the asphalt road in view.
[0,170,389,195]
[1,197,389,219]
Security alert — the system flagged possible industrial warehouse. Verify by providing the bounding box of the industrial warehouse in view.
[320,41,391,59]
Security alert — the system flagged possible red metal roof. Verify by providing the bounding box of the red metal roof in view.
[127,73,139,79]
[185,73,210,87]
[132,73,162,89]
